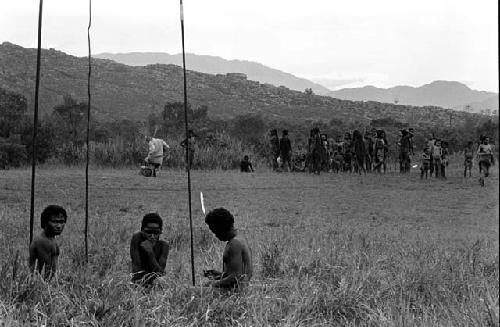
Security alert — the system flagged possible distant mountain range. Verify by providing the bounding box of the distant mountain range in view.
[328,81,498,113]
[94,52,332,95]
[0,42,482,128]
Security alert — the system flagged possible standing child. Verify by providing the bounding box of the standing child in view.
[180,130,196,170]
[373,130,385,173]
[432,139,442,178]
[440,141,449,179]
[29,205,67,279]
[270,129,280,171]
[420,147,431,179]
[463,141,474,178]
[332,146,344,173]
[477,136,495,187]
[279,130,292,172]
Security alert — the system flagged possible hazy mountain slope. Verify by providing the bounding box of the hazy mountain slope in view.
[328,81,498,111]
[94,52,332,95]
[454,96,499,113]
[0,42,480,128]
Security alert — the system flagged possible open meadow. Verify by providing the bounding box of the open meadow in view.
[0,161,498,326]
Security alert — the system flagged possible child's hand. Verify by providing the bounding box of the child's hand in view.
[203,269,221,280]
[140,239,155,252]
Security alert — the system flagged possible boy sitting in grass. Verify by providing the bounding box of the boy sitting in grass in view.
[130,213,169,286]
[203,208,252,289]
[240,155,254,172]
[29,205,67,279]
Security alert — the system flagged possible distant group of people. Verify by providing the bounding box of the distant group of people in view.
[268,127,395,175]
[29,205,252,289]
[267,128,496,184]
[418,135,450,179]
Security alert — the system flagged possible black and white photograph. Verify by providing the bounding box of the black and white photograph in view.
[0,0,498,325]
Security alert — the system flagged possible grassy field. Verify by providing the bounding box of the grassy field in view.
[0,162,498,326]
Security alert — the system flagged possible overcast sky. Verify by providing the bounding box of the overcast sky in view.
[1,0,498,91]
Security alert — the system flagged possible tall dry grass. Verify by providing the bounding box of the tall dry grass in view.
[48,132,267,170]
[0,210,498,326]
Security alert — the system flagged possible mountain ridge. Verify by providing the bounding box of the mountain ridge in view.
[328,81,498,112]
[94,51,332,95]
[0,42,483,129]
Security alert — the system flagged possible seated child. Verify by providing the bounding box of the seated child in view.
[130,213,170,286]
[240,155,254,172]
[203,208,252,289]
[29,205,67,279]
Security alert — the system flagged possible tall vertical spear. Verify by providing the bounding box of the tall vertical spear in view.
[85,0,92,263]
[180,0,196,286]
[30,0,44,244]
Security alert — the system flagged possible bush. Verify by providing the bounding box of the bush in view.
[0,141,27,168]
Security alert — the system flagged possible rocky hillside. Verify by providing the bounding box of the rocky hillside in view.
[94,52,332,95]
[328,81,499,112]
[0,42,482,127]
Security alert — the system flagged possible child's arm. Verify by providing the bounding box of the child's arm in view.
[157,242,169,272]
[140,239,165,273]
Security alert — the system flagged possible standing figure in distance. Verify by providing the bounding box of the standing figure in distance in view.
[180,130,196,170]
[399,129,411,173]
[29,205,67,279]
[463,141,474,178]
[380,130,389,173]
[420,146,431,179]
[427,135,436,177]
[203,208,252,289]
[269,129,280,171]
[440,141,449,179]
[130,213,170,287]
[364,131,374,172]
[279,130,292,172]
[373,130,385,173]
[352,130,366,174]
[310,128,323,174]
[477,136,495,187]
[432,139,443,178]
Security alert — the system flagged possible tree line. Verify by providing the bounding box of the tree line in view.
[0,87,497,169]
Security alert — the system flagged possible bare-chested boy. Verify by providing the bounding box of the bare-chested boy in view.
[477,136,495,187]
[463,141,474,178]
[130,213,169,286]
[29,205,67,279]
[203,208,252,289]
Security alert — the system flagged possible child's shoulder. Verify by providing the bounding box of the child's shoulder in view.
[30,233,57,252]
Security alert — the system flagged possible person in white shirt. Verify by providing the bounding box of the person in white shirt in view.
[145,136,169,177]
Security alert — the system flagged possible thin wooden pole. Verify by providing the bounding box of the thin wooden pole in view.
[30,0,44,244]
[180,0,196,286]
[85,0,92,263]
